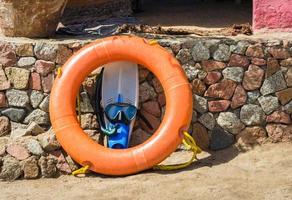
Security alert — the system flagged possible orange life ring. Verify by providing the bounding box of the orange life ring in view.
[49,36,193,175]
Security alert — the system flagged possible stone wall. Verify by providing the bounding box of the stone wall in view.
[0,36,292,180]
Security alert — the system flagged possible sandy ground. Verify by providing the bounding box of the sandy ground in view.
[0,142,292,200]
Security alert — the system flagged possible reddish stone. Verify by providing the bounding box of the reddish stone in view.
[0,43,17,67]
[266,124,292,142]
[268,47,290,59]
[204,79,237,100]
[152,77,163,93]
[208,100,230,112]
[6,144,30,160]
[50,150,71,174]
[29,72,42,91]
[276,88,292,105]
[129,129,152,147]
[0,92,7,107]
[0,67,10,90]
[142,101,161,118]
[42,73,54,93]
[56,45,73,65]
[158,93,166,107]
[236,126,267,151]
[192,123,209,150]
[204,71,222,85]
[286,68,292,87]
[242,65,264,91]
[246,44,264,58]
[192,79,206,95]
[266,58,280,78]
[139,68,149,83]
[35,60,55,76]
[266,111,291,124]
[228,54,250,68]
[201,60,226,72]
[251,58,266,66]
[280,58,292,67]
[139,110,160,133]
[231,85,247,109]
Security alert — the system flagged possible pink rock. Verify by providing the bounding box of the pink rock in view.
[0,67,11,90]
[29,72,42,91]
[35,60,55,76]
[142,101,161,118]
[204,79,237,100]
[266,111,291,124]
[208,100,231,112]
[266,124,292,143]
[50,150,72,174]
[268,47,290,59]
[201,60,226,72]
[231,85,247,109]
[204,71,222,85]
[251,58,266,66]
[6,144,30,160]
[56,45,73,65]
[228,54,250,68]
[0,43,17,67]
[242,65,264,91]
[246,44,264,58]
[266,58,280,78]
[0,92,7,107]
[42,73,54,93]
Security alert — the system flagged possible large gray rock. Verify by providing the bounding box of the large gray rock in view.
[39,95,50,112]
[38,156,57,178]
[17,57,36,67]
[283,101,292,114]
[191,41,210,61]
[240,104,266,126]
[2,108,26,122]
[247,90,261,104]
[260,71,287,95]
[198,112,215,130]
[213,44,231,61]
[176,49,192,64]
[210,126,235,151]
[25,139,44,156]
[182,63,201,81]
[34,43,58,61]
[37,129,60,152]
[80,92,93,113]
[30,90,45,108]
[24,109,49,125]
[0,155,22,181]
[6,89,29,108]
[194,95,208,114]
[258,96,279,114]
[222,67,244,82]
[217,112,245,135]
[230,41,250,55]
[25,122,45,136]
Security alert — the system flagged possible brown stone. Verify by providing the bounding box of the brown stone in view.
[50,151,72,174]
[192,79,206,95]
[201,60,226,72]
[285,68,292,87]
[139,110,160,133]
[42,73,54,93]
[129,129,152,147]
[280,58,292,67]
[266,124,292,142]
[276,88,292,105]
[192,123,209,150]
[208,100,230,112]
[152,77,163,93]
[56,45,73,65]
[35,60,55,76]
[266,58,280,78]
[204,79,237,100]
[246,44,264,58]
[0,116,10,136]
[29,72,42,91]
[268,47,290,59]
[228,54,250,68]
[15,43,34,57]
[0,43,17,67]
[251,58,266,66]
[142,101,161,118]
[266,111,291,124]
[6,144,30,160]
[0,92,7,107]
[22,156,39,179]
[236,126,267,151]
[158,93,166,107]
[231,85,247,109]
[0,66,10,90]
[204,71,222,85]
[138,68,149,83]
[242,65,264,91]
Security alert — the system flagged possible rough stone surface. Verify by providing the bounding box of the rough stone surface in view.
[0,116,10,136]
[42,73,54,93]
[0,156,22,181]
[251,58,266,66]
[22,156,39,179]
[268,47,290,59]
[192,123,209,150]
[231,85,247,109]
[228,54,250,68]
[30,90,45,108]
[0,67,10,90]
[201,60,226,72]
[2,108,26,122]
[26,122,45,136]
[247,91,261,104]
[236,126,267,151]
[280,58,292,67]
[0,92,7,107]
[266,124,292,142]
[6,89,29,108]
[80,92,93,113]
[191,41,210,61]
[29,72,42,91]
[192,79,206,95]
[260,71,287,95]
[203,71,222,85]
[194,95,208,114]
[240,104,266,126]
[17,57,36,67]
[182,63,200,80]
[266,111,291,124]
[0,43,17,67]
[139,82,157,102]
[230,41,249,55]
[24,109,49,125]
[176,49,192,64]
[39,95,50,112]
[275,88,292,105]
[198,112,215,130]
[217,112,245,135]
[37,129,60,152]
[139,110,160,133]
[80,114,98,130]
[0,137,9,156]
[258,96,279,115]
[242,65,264,91]
[283,101,292,114]
[34,43,58,62]
[210,126,235,151]
[204,79,237,100]
[50,151,72,174]
[142,101,161,118]
[246,44,264,58]
[5,67,30,89]
[266,58,280,78]
[208,100,230,112]
[38,156,57,178]
[56,45,73,65]
[15,43,34,57]
[213,44,231,61]
[222,67,244,82]
[284,68,292,87]
[129,129,151,147]
[35,60,55,76]
[6,144,30,160]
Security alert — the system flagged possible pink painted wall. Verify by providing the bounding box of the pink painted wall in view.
[253,0,292,31]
